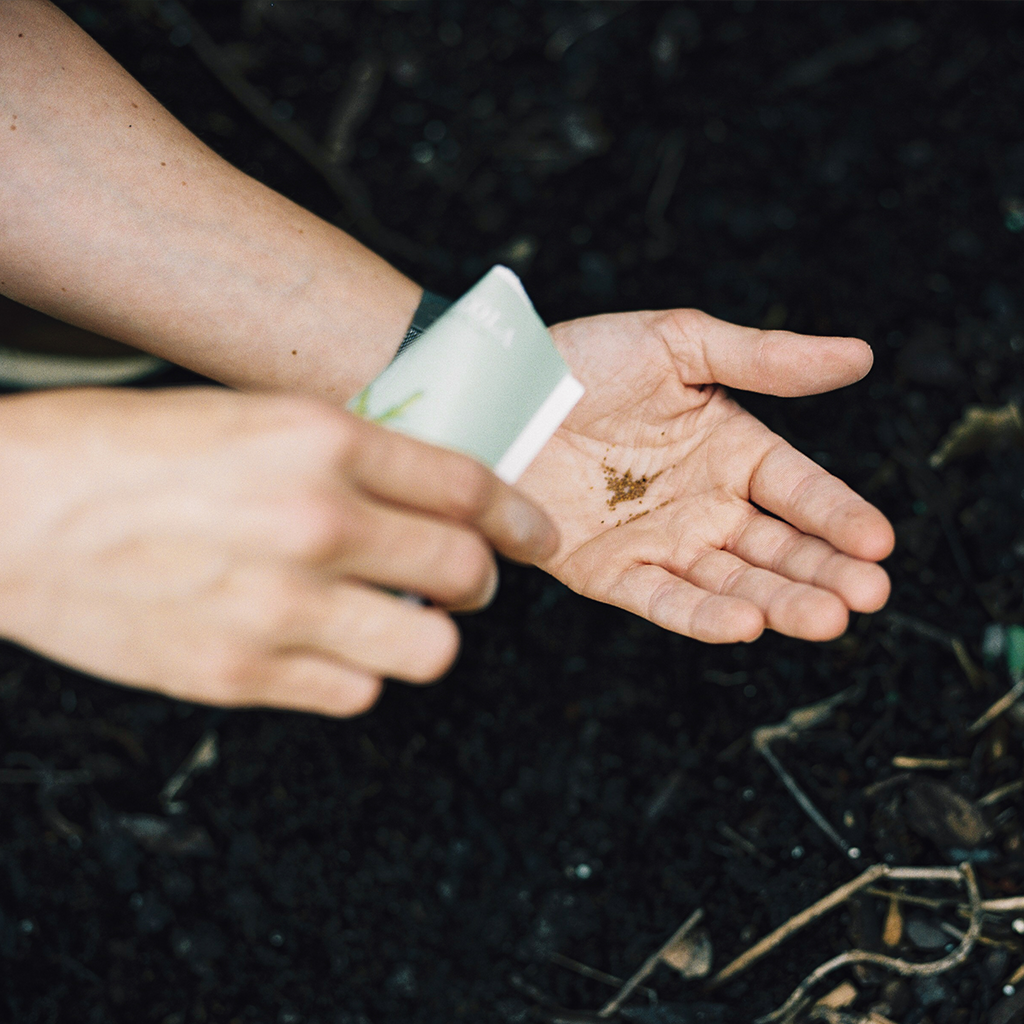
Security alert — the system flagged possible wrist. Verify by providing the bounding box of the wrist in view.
[394,288,454,361]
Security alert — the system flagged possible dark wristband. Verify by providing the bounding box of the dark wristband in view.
[393,288,453,360]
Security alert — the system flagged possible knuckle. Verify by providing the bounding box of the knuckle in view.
[656,306,704,340]
[279,396,358,460]
[281,491,353,563]
[203,646,267,707]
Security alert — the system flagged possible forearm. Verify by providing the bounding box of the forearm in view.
[0,0,419,398]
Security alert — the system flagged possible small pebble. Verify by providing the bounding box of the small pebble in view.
[905,916,948,951]
[1005,984,1016,997]
[575,864,592,880]
[791,845,804,859]
[1012,918,1024,935]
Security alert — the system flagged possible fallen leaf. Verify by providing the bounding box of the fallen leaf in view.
[660,926,713,979]
[929,401,1024,469]
[882,896,903,948]
[904,778,991,849]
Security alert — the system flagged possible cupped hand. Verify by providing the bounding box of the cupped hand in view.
[0,387,556,715]
[519,308,895,643]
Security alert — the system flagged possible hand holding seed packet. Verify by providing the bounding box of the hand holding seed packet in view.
[349,266,583,485]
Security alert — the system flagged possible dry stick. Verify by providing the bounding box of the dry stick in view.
[756,741,861,860]
[881,610,961,647]
[882,611,985,689]
[597,908,703,1018]
[753,863,981,1024]
[950,637,986,690]
[891,755,969,770]
[967,676,1024,735]
[978,779,1024,807]
[548,953,657,1002]
[864,887,953,912]
[981,897,1024,913]
[717,821,776,868]
[938,920,1003,950]
[323,54,385,167]
[159,729,218,813]
[151,0,429,267]
[867,887,1024,917]
[751,686,863,861]
[708,864,888,992]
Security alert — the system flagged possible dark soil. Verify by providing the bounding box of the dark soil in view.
[3,3,1024,1023]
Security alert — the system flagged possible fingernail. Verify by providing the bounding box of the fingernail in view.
[507,493,557,556]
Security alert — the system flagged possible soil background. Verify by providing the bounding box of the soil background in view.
[3,3,1024,1023]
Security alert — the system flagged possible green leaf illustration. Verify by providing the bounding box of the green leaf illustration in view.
[373,390,424,424]
[350,383,424,425]
[352,386,371,418]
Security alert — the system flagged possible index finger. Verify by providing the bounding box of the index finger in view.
[749,438,895,562]
[343,414,558,564]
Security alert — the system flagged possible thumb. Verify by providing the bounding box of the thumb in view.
[662,309,874,397]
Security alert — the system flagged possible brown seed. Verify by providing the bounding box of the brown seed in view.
[602,462,663,509]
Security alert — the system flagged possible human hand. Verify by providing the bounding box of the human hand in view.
[0,387,556,715]
[518,309,895,643]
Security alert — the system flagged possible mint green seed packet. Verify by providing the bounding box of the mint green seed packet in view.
[349,266,583,483]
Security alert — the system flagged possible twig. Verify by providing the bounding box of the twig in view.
[717,821,776,868]
[938,919,1003,950]
[597,909,703,1018]
[867,886,1024,918]
[3,753,91,846]
[323,54,384,166]
[708,864,888,991]
[752,686,863,861]
[643,769,682,823]
[757,742,860,860]
[548,952,657,1002]
[150,0,429,267]
[881,610,961,648]
[862,773,912,800]
[508,975,606,1023]
[967,677,1024,735]
[881,611,985,688]
[864,887,953,912]
[978,779,1024,807]
[981,897,1024,914]
[159,728,218,813]
[950,638,986,690]
[891,755,969,770]
[753,864,981,1024]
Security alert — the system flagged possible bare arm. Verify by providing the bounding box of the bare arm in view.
[0,0,418,398]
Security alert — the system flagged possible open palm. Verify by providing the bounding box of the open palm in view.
[518,309,895,643]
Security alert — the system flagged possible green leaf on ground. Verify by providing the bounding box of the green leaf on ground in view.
[1007,624,1024,680]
